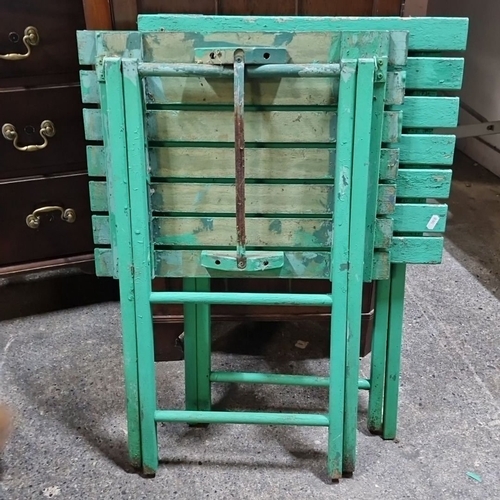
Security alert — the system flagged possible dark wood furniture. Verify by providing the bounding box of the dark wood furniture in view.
[0,2,93,276]
[84,0,405,29]
[1,0,405,359]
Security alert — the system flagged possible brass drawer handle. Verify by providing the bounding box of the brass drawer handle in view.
[26,206,76,229]
[0,26,40,61]
[2,120,55,152]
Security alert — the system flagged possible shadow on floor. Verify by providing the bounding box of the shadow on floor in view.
[445,150,500,296]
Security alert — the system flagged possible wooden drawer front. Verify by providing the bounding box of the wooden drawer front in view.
[0,1,85,85]
[0,85,86,178]
[0,173,93,266]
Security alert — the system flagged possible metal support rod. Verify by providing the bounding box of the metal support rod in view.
[150,291,333,306]
[155,410,330,426]
[234,50,246,269]
[138,62,342,78]
[210,371,371,390]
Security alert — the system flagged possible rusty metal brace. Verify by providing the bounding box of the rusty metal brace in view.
[234,49,247,269]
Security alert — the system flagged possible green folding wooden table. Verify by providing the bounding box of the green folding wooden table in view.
[77,14,468,480]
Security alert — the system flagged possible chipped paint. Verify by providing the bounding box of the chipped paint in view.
[268,219,282,234]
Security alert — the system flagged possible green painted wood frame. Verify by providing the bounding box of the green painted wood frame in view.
[78,13,467,480]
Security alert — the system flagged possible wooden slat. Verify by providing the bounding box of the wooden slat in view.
[153,217,334,247]
[80,70,99,103]
[80,30,403,67]
[83,109,401,143]
[77,31,97,65]
[392,204,448,233]
[94,239,441,279]
[92,203,448,248]
[92,215,393,249]
[93,204,448,247]
[374,219,393,249]
[390,236,444,264]
[396,169,452,199]
[398,135,456,165]
[390,97,459,129]
[86,134,454,179]
[77,16,468,65]
[406,57,464,90]
[87,145,400,180]
[87,145,106,177]
[153,249,391,279]
[89,181,397,215]
[136,15,469,51]
[142,74,405,106]
[386,71,404,105]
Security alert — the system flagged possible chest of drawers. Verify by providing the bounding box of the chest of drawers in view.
[0,1,93,275]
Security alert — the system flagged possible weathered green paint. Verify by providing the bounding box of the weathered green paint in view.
[94,243,441,279]
[397,134,456,165]
[94,215,394,249]
[391,236,444,264]
[87,145,400,181]
[344,57,376,474]
[80,69,415,107]
[194,46,290,64]
[151,290,332,306]
[406,57,464,90]
[77,24,468,68]
[122,57,159,475]
[80,69,99,104]
[82,93,452,133]
[101,58,142,468]
[140,62,342,78]
[326,50,356,479]
[396,169,452,199]
[201,250,285,272]
[94,206,448,248]
[89,181,397,216]
[136,15,469,51]
[183,278,212,418]
[388,96,459,129]
[374,219,393,249]
[182,278,199,412]
[367,276,391,434]
[393,204,448,233]
[364,42,390,282]
[195,278,211,413]
[77,12,468,479]
[76,18,469,70]
[154,409,330,427]
[88,134,446,179]
[383,264,407,440]
[210,372,370,389]
[156,250,334,279]
[84,108,401,144]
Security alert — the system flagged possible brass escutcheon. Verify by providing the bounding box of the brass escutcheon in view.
[2,120,55,152]
[26,206,76,229]
[0,26,40,61]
